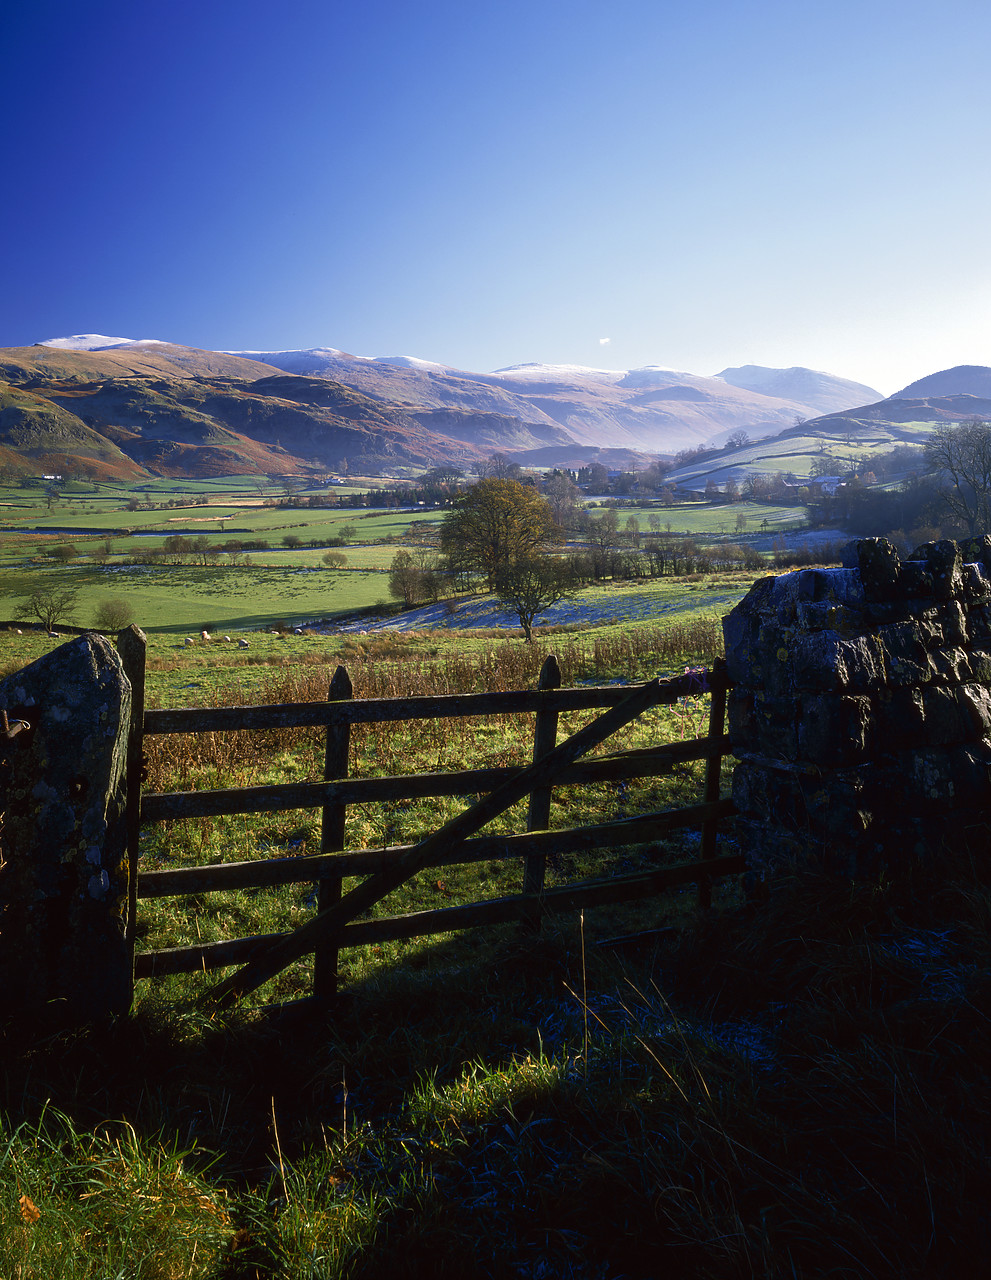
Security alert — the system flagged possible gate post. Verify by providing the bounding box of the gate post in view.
[523,654,561,908]
[314,664,352,1002]
[0,634,132,1027]
[117,626,147,960]
[698,657,729,908]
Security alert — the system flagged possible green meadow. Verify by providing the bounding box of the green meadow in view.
[623,498,806,534]
[0,479,806,635]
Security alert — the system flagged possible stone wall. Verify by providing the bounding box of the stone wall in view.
[0,634,132,1025]
[724,537,991,877]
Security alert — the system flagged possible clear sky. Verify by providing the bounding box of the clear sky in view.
[4,0,989,395]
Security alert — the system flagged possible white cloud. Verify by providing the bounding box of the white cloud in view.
[598,337,611,346]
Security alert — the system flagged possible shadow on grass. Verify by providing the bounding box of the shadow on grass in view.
[4,859,991,1278]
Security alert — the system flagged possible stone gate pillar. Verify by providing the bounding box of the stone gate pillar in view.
[724,538,991,877]
[0,633,132,1025]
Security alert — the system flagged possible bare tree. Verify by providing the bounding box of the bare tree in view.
[388,549,425,608]
[924,419,991,536]
[16,587,79,631]
[588,508,619,552]
[543,471,582,527]
[475,452,523,481]
[495,556,574,642]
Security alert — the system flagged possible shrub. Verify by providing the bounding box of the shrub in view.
[92,598,135,633]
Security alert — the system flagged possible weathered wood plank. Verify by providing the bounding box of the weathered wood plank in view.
[136,930,284,977]
[137,798,736,897]
[135,851,746,978]
[139,735,731,822]
[141,671,711,736]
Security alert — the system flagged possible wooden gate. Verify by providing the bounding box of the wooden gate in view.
[119,636,742,1010]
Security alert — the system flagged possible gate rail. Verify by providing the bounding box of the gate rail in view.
[119,638,741,1007]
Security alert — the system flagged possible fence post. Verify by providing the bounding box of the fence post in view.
[522,655,562,909]
[698,657,728,909]
[314,664,352,1002]
[117,626,147,960]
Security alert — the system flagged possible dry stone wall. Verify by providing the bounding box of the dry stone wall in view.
[0,634,131,1025]
[724,536,991,877]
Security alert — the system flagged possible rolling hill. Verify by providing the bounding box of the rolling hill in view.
[0,342,282,385]
[894,365,991,400]
[665,390,991,492]
[0,334,907,480]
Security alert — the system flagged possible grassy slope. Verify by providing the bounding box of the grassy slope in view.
[2,615,990,1277]
[668,420,935,488]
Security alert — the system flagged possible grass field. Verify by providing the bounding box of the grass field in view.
[0,563,390,635]
[0,562,758,638]
[625,499,805,535]
[2,605,990,1277]
[0,477,806,635]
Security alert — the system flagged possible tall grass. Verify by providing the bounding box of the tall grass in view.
[141,615,724,794]
[268,613,724,699]
[0,1107,231,1278]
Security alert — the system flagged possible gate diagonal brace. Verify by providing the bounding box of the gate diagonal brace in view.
[200,677,667,1009]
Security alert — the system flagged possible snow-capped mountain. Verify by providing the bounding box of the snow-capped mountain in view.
[3,334,888,478]
[222,347,456,377]
[40,334,169,350]
[717,365,882,416]
[218,345,884,451]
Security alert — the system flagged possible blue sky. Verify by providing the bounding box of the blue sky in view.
[3,0,989,394]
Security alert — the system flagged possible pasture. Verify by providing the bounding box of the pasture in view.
[0,477,800,635]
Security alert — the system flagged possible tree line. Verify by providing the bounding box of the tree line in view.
[813,419,991,550]
[387,477,765,641]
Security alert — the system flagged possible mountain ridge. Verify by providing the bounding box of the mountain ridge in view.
[0,334,919,480]
[894,365,991,400]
